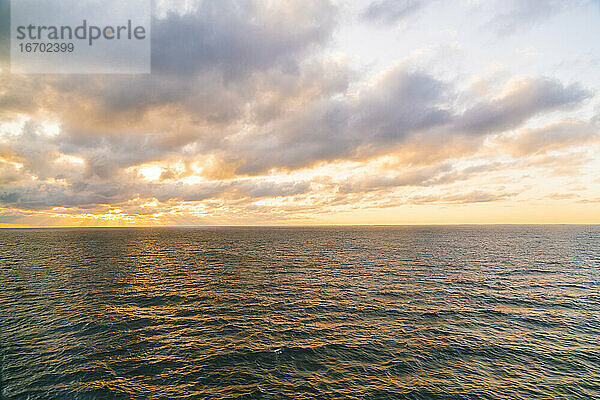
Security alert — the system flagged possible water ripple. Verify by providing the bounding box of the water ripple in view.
[1,226,599,399]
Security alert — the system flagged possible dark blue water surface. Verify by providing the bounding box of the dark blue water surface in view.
[1,226,599,399]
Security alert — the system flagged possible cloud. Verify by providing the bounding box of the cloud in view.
[0,0,598,224]
[452,77,591,135]
[1,64,593,216]
[0,0,340,122]
[152,0,337,77]
[232,68,451,174]
[362,0,431,25]
[523,151,593,176]
[361,0,584,34]
[0,0,347,184]
[492,119,599,156]
[408,190,516,205]
[235,181,311,198]
[338,163,451,193]
[487,0,572,35]
[0,0,8,65]
[546,192,576,200]
[0,177,313,211]
[0,162,22,185]
[228,73,589,175]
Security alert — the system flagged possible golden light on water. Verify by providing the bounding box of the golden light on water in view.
[1,1,600,227]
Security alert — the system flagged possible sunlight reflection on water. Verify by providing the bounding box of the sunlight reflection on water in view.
[1,226,599,399]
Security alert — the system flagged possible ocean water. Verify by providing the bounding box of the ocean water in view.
[1,226,599,399]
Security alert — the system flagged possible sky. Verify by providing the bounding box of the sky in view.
[1,0,600,227]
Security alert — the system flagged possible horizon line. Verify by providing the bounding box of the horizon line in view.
[2,223,600,229]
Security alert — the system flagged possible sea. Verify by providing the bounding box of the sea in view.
[1,226,599,399]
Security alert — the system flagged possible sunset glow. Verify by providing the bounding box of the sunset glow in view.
[1,0,600,226]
